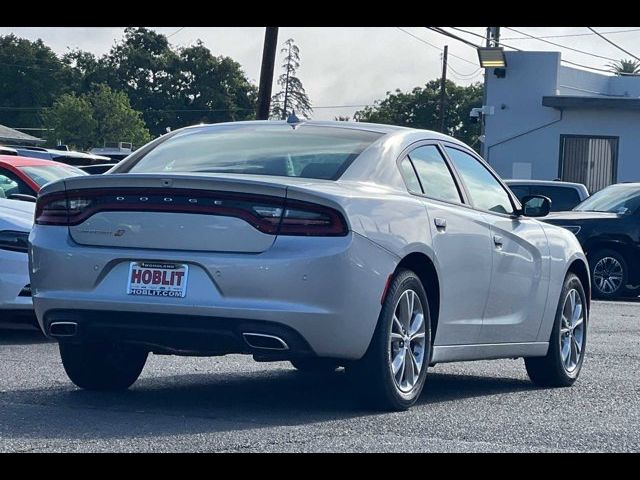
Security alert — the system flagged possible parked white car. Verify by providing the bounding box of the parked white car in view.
[30,121,590,410]
[0,198,34,325]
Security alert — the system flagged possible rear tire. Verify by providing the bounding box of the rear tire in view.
[59,342,148,391]
[590,249,627,299]
[290,358,340,373]
[525,273,587,387]
[348,269,431,411]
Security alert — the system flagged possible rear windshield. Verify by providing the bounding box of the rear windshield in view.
[19,165,87,187]
[126,124,382,180]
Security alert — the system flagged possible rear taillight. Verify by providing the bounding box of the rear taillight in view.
[277,200,348,236]
[35,192,69,226]
[35,189,348,236]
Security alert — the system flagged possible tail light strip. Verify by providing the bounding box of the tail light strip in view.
[35,188,348,237]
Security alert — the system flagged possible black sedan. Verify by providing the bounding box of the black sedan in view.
[544,183,640,299]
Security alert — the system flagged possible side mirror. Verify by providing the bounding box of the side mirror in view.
[8,193,37,203]
[520,195,551,217]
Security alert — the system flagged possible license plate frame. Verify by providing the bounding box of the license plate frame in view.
[126,261,189,298]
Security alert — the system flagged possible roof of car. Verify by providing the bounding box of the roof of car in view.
[505,179,587,188]
[0,154,71,167]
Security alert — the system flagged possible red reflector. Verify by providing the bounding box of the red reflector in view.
[380,274,393,304]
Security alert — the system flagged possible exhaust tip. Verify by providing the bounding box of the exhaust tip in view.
[242,332,289,351]
[49,322,78,337]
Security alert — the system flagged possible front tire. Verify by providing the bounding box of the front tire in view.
[590,249,627,299]
[525,273,587,387]
[59,342,148,391]
[348,269,431,411]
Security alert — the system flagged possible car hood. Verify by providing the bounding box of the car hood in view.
[543,211,620,223]
[0,198,35,232]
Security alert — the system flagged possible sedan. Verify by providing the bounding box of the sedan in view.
[0,198,35,326]
[0,155,87,201]
[29,121,590,410]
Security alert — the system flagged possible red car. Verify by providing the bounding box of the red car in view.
[0,155,87,201]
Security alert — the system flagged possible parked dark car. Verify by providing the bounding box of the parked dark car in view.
[506,180,589,212]
[77,164,117,175]
[7,146,112,167]
[543,182,640,299]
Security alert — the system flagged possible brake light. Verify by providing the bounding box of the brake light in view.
[35,189,348,236]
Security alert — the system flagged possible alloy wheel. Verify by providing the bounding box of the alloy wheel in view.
[593,256,623,294]
[559,289,586,373]
[388,289,426,393]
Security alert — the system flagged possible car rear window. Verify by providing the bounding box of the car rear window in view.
[19,165,87,187]
[125,124,382,180]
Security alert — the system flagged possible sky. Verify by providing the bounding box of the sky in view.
[1,26,640,120]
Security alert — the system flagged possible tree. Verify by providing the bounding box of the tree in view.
[42,94,96,148]
[87,84,152,148]
[100,28,258,135]
[608,59,640,76]
[43,84,151,150]
[0,34,73,129]
[354,80,483,149]
[270,38,312,119]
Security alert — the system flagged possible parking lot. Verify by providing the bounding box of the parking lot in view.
[0,299,638,453]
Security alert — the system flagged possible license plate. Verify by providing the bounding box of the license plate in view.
[127,262,189,298]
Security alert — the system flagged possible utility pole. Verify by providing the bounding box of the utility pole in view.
[480,27,499,159]
[439,45,448,133]
[256,27,279,120]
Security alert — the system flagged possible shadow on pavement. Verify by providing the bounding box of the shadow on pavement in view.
[0,366,536,441]
[0,327,49,346]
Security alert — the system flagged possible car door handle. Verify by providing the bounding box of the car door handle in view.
[493,235,504,248]
[434,217,447,232]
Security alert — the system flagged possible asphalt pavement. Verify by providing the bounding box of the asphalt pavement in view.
[0,300,638,452]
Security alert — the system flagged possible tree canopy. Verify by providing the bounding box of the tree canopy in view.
[43,84,151,150]
[354,80,483,149]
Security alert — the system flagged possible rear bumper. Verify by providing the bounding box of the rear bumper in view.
[30,227,398,359]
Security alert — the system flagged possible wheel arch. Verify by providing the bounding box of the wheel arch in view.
[567,258,591,312]
[395,252,440,343]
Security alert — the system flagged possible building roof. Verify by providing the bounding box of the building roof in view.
[0,124,45,144]
[542,95,640,110]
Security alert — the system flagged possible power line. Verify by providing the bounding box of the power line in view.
[502,28,640,41]
[425,27,481,49]
[587,27,640,62]
[166,27,186,38]
[395,27,478,66]
[429,27,522,52]
[502,27,618,62]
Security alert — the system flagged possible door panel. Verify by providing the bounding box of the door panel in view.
[480,215,550,343]
[424,200,493,346]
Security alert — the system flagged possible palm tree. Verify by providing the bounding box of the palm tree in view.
[608,59,640,76]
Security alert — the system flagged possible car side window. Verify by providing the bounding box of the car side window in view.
[0,169,31,197]
[445,147,514,215]
[399,157,422,193]
[508,185,530,203]
[407,145,461,203]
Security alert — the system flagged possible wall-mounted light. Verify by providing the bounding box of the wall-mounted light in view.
[477,47,507,68]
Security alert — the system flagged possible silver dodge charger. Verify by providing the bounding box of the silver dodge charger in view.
[29,120,590,410]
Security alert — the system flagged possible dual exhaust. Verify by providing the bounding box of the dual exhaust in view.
[49,322,289,352]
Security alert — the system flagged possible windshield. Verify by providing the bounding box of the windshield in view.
[574,184,640,214]
[19,165,87,187]
[126,124,383,180]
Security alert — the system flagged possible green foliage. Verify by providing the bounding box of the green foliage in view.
[608,59,640,75]
[0,28,258,142]
[43,84,151,150]
[0,35,74,129]
[354,80,484,149]
[271,38,312,119]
